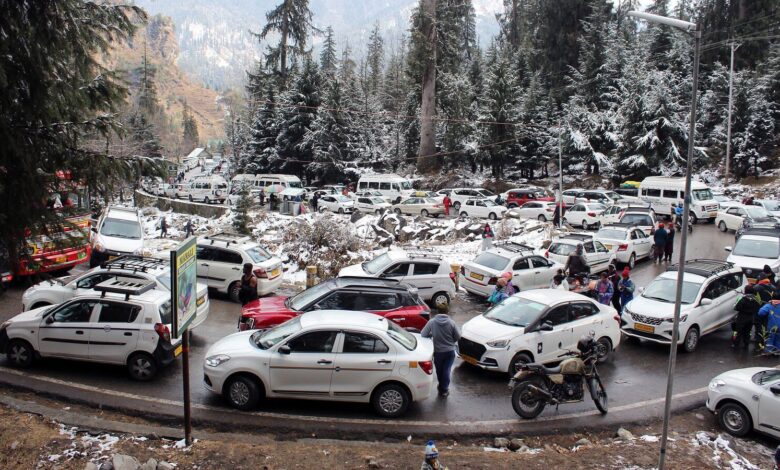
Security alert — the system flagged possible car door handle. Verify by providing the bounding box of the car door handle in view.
[534,271,541,274]
[377,359,392,364]
[75,331,84,335]
[202,263,209,267]
[232,267,240,271]
[317,359,332,365]
[124,332,133,336]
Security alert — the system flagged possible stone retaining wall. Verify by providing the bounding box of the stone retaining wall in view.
[135,190,228,218]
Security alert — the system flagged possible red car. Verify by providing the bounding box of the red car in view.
[506,189,554,208]
[239,278,431,331]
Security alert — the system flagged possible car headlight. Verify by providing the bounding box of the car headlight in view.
[205,354,230,367]
[664,314,688,323]
[486,339,510,348]
[709,379,726,391]
[93,242,104,252]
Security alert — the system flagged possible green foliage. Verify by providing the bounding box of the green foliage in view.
[182,103,200,150]
[232,187,252,235]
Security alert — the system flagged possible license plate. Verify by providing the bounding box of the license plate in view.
[709,212,717,217]
[461,354,479,366]
[196,295,206,306]
[55,256,66,264]
[108,256,117,261]
[271,268,281,278]
[469,272,484,281]
[634,323,655,334]
[174,345,182,357]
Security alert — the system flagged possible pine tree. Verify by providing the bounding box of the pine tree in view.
[479,46,519,178]
[319,26,338,76]
[247,82,280,174]
[232,187,252,235]
[735,74,777,177]
[647,0,674,69]
[367,23,384,95]
[182,103,200,151]
[256,0,316,89]
[438,70,476,169]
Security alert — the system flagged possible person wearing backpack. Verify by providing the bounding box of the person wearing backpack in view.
[733,285,761,349]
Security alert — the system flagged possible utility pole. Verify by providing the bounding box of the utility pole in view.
[558,126,564,229]
[724,41,740,186]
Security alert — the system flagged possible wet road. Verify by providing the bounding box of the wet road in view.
[0,223,775,423]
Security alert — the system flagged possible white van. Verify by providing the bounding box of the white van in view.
[639,176,719,223]
[229,174,303,203]
[187,175,228,204]
[357,174,414,204]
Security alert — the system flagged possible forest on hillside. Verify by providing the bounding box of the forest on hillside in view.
[227,0,780,186]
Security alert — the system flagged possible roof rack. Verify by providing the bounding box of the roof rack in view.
[666,259,734,278]
[739,227,780,238]
[94,277,156,300]
[493,241,536,253]
[103,255,167,273]
[561,233,593,241]
[203,232,252,246]
[402,248,444,260]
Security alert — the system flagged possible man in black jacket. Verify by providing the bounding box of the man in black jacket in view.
[733,285,761,349]
[564,244,589,276]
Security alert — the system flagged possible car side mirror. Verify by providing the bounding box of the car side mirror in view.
[45,316,55,324]
[539,322,554,332]
[700,298,713,306]
[771,384,780,395]
[724,246,732,252]
[378,273,386,278]
[278,345,291,355]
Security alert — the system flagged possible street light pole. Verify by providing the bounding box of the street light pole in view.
[724,41,740,186]
[627,11,701,470]
[558,126,564,229]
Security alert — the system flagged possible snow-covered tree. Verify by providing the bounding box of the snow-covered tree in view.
[478,46,519,178]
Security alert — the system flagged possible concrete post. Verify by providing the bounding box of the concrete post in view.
[306,266,317,288]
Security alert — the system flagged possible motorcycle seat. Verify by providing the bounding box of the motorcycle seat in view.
[526,363,562,374]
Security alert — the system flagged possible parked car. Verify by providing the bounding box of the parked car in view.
[511,201,557,221]
[639,176,719,223]
[356,174,415,204]
[186,175,228,204]
[713,192,740,209]
[392,197,444,217]
[579,189,638,205]
[544,234,615,274]
[561,189,586,206]
[203,310,434,417]
[617,207,658,235]
[593,224,654,269]
[239,278,430,331]
[1,277,181,380]
[562,203,607,230]
[318,195,355,214]
[717,205,777,233]
[155,183,171,197]
[506,188,555,208]
[354,196,391,214]
[339,250,456,307]
[90,206,144,268]
[196,233,283,302]
[460,242,563,297]
[448,188,496,210]
[706,367,780,438]
[21,255,210,328]
[458,198,507,220]
[458,289,621,375]
[621,260,745,352]
[597,205,628,226]
[752,199,780,218]
[353,190,387,201]
[725,229,780,281]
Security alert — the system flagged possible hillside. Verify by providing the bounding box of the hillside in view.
[104,13,225,151]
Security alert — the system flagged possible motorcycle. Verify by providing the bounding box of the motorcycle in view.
[508,334,608,419]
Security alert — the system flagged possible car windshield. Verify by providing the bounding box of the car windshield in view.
[398,181,412,190]
[642,278,702,304]
[744,206,771,218]
[759,200,780,211]
[605,191,621,200]
[363,253,393,274]
[336,195,351,202]
[287,182,302,188]
[484,296,546,327]
[252,317,302,349]
[100,217,142,239]
[691,188,713,201]
[246,246,272,263]
[752,369,780,385]
[156,271,172,291]
[733,238,780,258]
[386,320,417,351]
[287,282,332,311]
[548,242,576,256]
[714,195,731,203]
[621,214,652,226]
[370,197,385,204]
[473,252,509,271]
[595,229,627,240]
[478,189,495,197]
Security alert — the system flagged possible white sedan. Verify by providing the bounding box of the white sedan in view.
[597,205,626,227]
[318,195,355,214]
[203,310,434,418]
[593,225,654,269]
[707,367,780,438]
[716,205,774,232]
[562,189,585,205]
[459,198,507,220]
[355,196,391,214]
[511,201,556,221]
[563,203,607,230]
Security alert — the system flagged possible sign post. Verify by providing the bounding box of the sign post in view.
[170,237,197,446]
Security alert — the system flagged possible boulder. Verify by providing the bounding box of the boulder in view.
[140,459,157,470]
[615,428,634,441]
[350,211,366,223]
[574,438,592,447]
[156,462,175,470]
[508,438,525,451]
[493,437,510,449]
[112,455,140,470]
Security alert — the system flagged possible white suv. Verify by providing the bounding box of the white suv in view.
[448,188,495,211]
[1,277,181,380]
[196,233,283,302]
[21,255,210,330]
[621,260,745,353]
[725,229,780,282]
[203,310,434,418]
[90,206,144,267]
[459,289,621,375]
[338,250,456,307]
[460,242,562,297]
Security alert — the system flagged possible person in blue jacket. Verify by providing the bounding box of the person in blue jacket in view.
[617,267,635,312]
[757,292,780,353]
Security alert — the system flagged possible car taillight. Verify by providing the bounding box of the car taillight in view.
[419,361,434,375]
[617,244,628,251]
[449,272,457,284]
[488,276,498,285]
[1,274,12,283]
[254,268,268,279]
[154,323,171,342]
[588,212,596,217]
[544,251,549,258]
[433,204,440,208]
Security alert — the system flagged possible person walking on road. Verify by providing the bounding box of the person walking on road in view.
[443,194,452,216]
[481,223,494,251]
[617,268,635,312]
[487,277,510,306]
[596,271,614,306]
[757,292,780,354]
[733,285,761,349]
[420,310,461,398]
[653,223,668,263]
[607,264,621,312]
[184,218,194,238]
[159,217,168,238]
[238,263,258,306]
[310,192,319,212]
[259,190,266,207]
[664,224,675,262]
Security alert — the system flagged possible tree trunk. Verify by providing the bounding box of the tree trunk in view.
[280,3,290,89]
[417,0,438,174]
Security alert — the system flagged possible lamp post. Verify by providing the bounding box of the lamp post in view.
[627,11,701,470]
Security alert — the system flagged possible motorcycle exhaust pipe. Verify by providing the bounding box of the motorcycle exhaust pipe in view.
[527,384,558,404]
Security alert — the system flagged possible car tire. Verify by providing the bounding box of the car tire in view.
[431,291,450,309]
[228,281,242,303]
[682,326,699,353]
[371,383,410,418]
[127,352,158,381]
[453,202,461,210]
[460,211,468,218]
[204,196,210,204]
[719,221,727,232]
[421,209,429,217]
[338,208,344,214]
[627,253,636,269]
[717,402,752,437]
[7,339,34,368]
[582,220,589,230]
[537,214,546,222]
[225,375,262,411]
[690,212,698,225]
[30,302,51,310]
[509,352,533,375]
[394,208,402,215]
[489,212,498,220]
[562,217,568,226]
[594,337,612,364]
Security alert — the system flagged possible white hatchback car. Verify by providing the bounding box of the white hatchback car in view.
[1,278,181,381]
[545,234,615,274]
[354,196,391,214]
[707,367,780,438]
[203,310,434,417]
[621,260,745,352]
[510,201,556,221]
[318,195,355,214]
[459,198,507,220]
[458,289,621,375]
[593,224,654,269]
[338,250,456,307]
[563,203,607,230]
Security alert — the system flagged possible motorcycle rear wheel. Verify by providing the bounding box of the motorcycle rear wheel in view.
[511,376,547,419]
[588,374,608,414]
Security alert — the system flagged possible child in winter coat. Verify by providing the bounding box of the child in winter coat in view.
[758,292,780,353]
[487,278,509,306]
[733,285,761,349]
[596,271,614,306]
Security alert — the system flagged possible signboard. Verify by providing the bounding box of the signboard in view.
[170,237,197,338]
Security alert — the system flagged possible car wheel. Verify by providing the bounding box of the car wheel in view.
[318,206,325,213]
[421,209,429,217]
[690,213,698,225]
[489,212,498,220]
[225,375,262,411]
[594,337,612,363]
[562,217,568,226]
[453,202,461,210]
[717,402,752,437]
[582,220,589,230]
[228,281,242,303]
[509,352,533,375]
[682,326,699,353]
[596,221,602,229]
[188,195,193,202]
[30,302,51,310]
[718,221,727,232]
[204,196,210,204]
[127,352,158,381]
[627,253,636,269]
[431,291,450,309]
[394,208,402,215]
[338,208,344,214]
[7,339,34,368]
[460,211,468,218]
[371,383,410,418]
[537,214,546,222]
